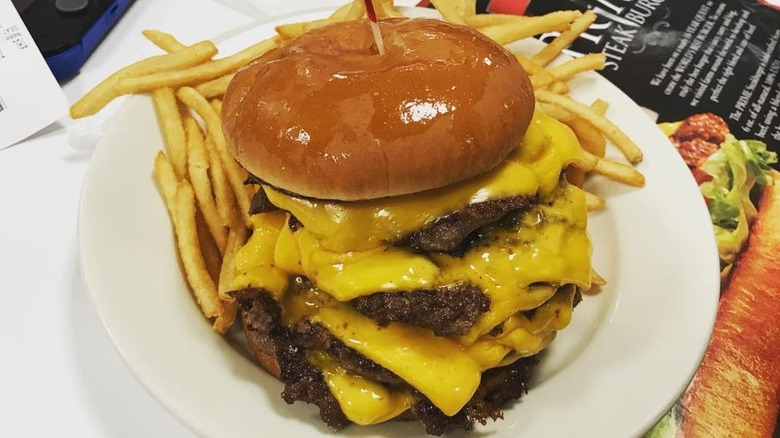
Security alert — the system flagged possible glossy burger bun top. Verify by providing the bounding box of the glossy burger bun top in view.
[221,18,535,201]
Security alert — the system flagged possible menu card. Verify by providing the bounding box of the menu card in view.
[0,0,67,149]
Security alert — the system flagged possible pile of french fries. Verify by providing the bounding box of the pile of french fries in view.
[70,0,644,333]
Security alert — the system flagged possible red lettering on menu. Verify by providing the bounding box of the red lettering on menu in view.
[416,0,531,15]
[486,0,531,15]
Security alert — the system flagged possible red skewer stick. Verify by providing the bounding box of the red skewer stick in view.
[363,0,386,55]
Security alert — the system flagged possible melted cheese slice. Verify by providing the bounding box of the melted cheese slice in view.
[311,304,482,417]
[308,351,413,425]
[263,110,582,252]
[274,223,440,300]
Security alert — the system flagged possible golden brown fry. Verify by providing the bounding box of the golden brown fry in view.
[117,37,278,95]
[213,222,245,333]
[570,117,606,157]
[591,98,609,115]
[70,40,218,118]
[536,90,643,164]
[513,53,566,91]
[196,210,222,283]
[152,88,188,179]
[218,226,247,302]
[532,10,597,67]
[142,29,186,53]
[153,152,179,216]
[210,98,222,114]
[480,11,580,45]
[186,117,228,254]
[430,0,467,25]
[212,301,237,334]
[205,136,236,227]
[548,53,606,81]
[345,0,367,19]
[176,87,252,227]
[194,74,234,98]
[174,181,224,321]
[585,191,606,211]
[542,102,607,157]
[550,81,570,94]
[378,0,403,18]
[577,151,645,187]
[459,0,477,18]
[450,0,476,18]
[276,18,331,40]
[465,13,528,28]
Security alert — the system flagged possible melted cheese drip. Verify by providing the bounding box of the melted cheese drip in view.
[308,351,414,425]
[232,111,590,422]
[263,110,581,252]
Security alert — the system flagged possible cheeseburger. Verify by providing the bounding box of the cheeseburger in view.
[222,18,591,434]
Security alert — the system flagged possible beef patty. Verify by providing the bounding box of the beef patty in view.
[401,195,536,252]
[353,285,490,337]
[245,176,535,254]
[232,288,539,435]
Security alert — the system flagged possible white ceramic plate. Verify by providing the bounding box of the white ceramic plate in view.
[79,8,720,438]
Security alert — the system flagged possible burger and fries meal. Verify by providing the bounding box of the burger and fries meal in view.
[71,0,647,433]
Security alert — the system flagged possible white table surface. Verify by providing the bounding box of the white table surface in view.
[0,0,417,436]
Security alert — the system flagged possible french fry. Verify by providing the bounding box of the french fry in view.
[212,301,237,334]
[176,87,252,227]
[451,0,476,18]
[153,152,179,216]
[142,29,186,53]
[514,53,566,91]
[186,117,228,254]
[577,151,645,187]
[117,37,279,95]
[219,226,247,302]
[591,98,609,115]
[276,18,332,40]
[154,153,226,328]
[465,14,529,28]
[70,40,218,118]
[174,181,224,321]
[548,53,606,81]
[541,102,607,157]
[205,136,236,227]
[429,0,467,25]
[196,210,222,283]
[585,191,606,211]
[212,222,248,334]
[532,10,597,67]
[194,73,234,98]
[480,11,580,45]
[210,98,223,114]
[152,88,188,179]
[536,90,643,164]
[378,0,403,18]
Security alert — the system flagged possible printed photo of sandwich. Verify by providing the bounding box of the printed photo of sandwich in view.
[649,113,780,438]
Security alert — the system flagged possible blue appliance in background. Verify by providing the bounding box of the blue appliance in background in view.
[12,0,137,81]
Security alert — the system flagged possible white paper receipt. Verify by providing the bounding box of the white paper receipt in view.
[0,0,68,149]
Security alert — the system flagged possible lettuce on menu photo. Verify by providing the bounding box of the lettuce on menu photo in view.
[660,115,777,270]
